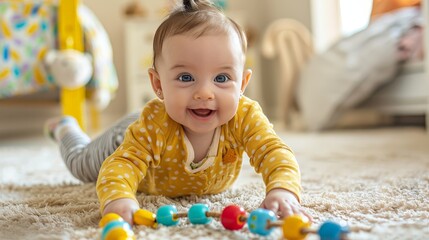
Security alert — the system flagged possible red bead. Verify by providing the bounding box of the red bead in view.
[220,205,248,230]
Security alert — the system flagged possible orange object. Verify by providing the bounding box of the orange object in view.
[371,0,421,20]
[222,149,237,164]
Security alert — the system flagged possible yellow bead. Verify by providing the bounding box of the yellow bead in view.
[133,209,158,228]
[99,213,123,228]
[282,215,311,240]
[105,227,135,240]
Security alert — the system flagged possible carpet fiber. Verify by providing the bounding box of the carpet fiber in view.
[0,127,428,239]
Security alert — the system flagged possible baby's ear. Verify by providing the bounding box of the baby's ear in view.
[241,69,252,93]
[148,68,163,98]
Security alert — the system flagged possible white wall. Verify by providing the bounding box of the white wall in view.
[310,0,341,53]
[228,0,313,116]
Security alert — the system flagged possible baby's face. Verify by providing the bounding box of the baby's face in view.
[155,32,250,136]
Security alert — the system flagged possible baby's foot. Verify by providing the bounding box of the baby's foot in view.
[44,116,79,142]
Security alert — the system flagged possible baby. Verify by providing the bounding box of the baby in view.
[46,0,309,225]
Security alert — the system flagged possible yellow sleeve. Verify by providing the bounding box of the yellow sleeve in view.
[238,98,302,201]
[96,103,164,212]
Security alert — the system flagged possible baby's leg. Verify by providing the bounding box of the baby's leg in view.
[46,113,139,182]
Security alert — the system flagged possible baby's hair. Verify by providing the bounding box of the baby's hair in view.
[183,0,212,11]
[152,0,247,68]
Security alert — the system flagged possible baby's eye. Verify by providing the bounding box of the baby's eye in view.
[214,74,230,83]
[178,74,194,82]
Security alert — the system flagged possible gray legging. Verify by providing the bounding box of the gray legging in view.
[59,112,139,182]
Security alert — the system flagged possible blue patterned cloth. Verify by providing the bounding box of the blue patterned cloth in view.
[0,0,117,99]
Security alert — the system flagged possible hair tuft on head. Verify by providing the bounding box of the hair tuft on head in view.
[183,0,193,11]
[182,0,214,12]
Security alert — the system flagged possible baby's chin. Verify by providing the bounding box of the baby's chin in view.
[182,123,218,134]
[181,121,228,136]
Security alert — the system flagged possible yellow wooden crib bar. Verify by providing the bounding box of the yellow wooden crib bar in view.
[58,0,86,129]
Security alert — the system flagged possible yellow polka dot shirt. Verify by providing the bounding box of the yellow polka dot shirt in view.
[96,96,301,211]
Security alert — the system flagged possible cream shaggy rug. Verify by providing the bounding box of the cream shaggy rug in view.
[0,127,428,240]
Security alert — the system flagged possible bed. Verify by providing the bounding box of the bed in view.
[262,5,428,131]
[0,0,118,130]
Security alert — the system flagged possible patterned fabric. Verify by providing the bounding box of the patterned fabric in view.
[0,0,117,99]
[96,96,301,211]
[0,1,56,97]
[79,5,118,96]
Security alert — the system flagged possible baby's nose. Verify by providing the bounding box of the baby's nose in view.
[194,85,214,100]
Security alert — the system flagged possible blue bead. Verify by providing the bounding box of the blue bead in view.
[318,220,348,240]
[101,220,131,240]
[188,203,212,225]
[156,205,179,226]
[247,208,277,236]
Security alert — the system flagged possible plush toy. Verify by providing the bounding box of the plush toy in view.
[44,49,93,89]
[89,88,112,110]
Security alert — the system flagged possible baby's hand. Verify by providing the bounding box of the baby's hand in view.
[102,198,140,225]
[259,188,312,221]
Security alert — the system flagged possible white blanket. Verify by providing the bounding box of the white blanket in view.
[297,7,423,130]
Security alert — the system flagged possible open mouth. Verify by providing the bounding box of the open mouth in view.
[190,109,214,118]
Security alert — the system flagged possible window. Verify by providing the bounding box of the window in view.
[339,0,373,36]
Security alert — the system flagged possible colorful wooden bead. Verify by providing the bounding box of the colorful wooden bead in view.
[101,220,135,240]
[282,215,311,240]
[318,220,349,240]
[247,208,277,236]
[188,203,212,225]
[220,205,248,230]
[133,209,158,228]
[156,205,179,226]
[99,213,123,228]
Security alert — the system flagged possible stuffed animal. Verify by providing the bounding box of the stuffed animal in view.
[89,88,112,110]
[44,49,93,89]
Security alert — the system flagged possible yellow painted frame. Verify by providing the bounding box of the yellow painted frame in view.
[58,0,86,129]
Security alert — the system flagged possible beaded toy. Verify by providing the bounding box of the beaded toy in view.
[100,204,349,240]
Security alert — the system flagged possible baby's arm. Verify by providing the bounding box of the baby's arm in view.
[238,99,310,219]
[96,105,165,225]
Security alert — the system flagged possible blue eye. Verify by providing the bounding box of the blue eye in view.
[178,74,194,82]
[214,74,229,83]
